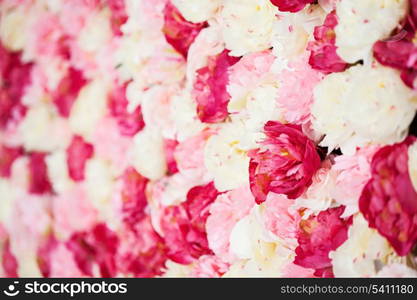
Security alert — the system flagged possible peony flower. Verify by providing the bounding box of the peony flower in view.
[308,10,348,73]
[193,49,240,123]
[270,0,315,13]
[163,139,179,175]
[331,146,379,217]
[108,83,145,137]
[329,214,394,277]
[220,0,276,56]
[190,255,229,278]
[0,42,32,129]
[248,121,321,204]
[359,136,417,256]
[0,144,23,178]
[276,54,324,124]
[27,152,53,195]
[336,0,408,64]
[160,182,219,264]
[206,185,254,263]
[117,216,167,277]
[171,0,221,23]
[52,67,87,118]
[162,1,207,58]
[375,263,417,278]
[2,239,18,278]
[294,206,352,277]
[312,64,417,154]
[107,0,128,36]
[66,223,119,278]
[66,135,94,182]
[119,167,149,232]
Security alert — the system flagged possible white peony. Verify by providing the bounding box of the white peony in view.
[312,64,417,154]
[330,214,395,277]
[172,0,221,23]
[335,0,408,64]
[131,126,167,180]
[220,0,276,56]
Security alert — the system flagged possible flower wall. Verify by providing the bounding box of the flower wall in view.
[1,0,417,278]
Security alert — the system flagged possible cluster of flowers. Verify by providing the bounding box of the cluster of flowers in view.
[1,0,417,278]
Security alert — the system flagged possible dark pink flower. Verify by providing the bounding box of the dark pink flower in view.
[106,0,128,36]
[52,67,87,118]
[162,1,207,58]
[117,216,167,277]
[66,135,94,182]
[270,0,315,12]
[28,152,53,195]
[248,121,321,204]
[161,182,220,264]
[308,11,349,74]
[2,239,18,278]
[0,43,32,128]
[193,50,240,123]
[164,139,179,175]
[37,234,58,278]
[120,167,149,231]
[66,223,119,277]
[294,206,352,277]
[0,144,23,178]
[359,136,417,256]
[109,83,145,137]
[373,1,417,89]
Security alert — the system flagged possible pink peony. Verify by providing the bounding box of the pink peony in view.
[264,193,300,249]
[359,136,417,256]
[2,239,18,278]
[308,11,348,74]
[109,83,145,137]
[294,206,352,277]
[66,135,94,182]
[162,1,207,58]
[270,0,315,13]
[66,223,119,278]
[52,67,87,118]
[106,0,128,36]
[373,0,417,89]
[193,50,240,123]
[53,185,97,239]
[120,167,149,232]
[206,185,254,263]
[276,54,323,125]
[160,182,220,264]
[0,144,23,178]
[28,152,53,195]
[332,146,379,216]
[0,43,32,128]
[190,255,229,278]
[248,121,321,204]
[37,234,57,278]
[164,139,179,175]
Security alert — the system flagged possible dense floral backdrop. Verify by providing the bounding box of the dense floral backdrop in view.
[0,0,417,277]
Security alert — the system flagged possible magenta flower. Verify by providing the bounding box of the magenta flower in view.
[294,206,353,277]
[248,121,321,204]
[193,49,240,123]
[373,1,417,89]
[359,136,417,256]
[109,83,145,137]
[52,67,87,118]
[66,135,94,182]
[120,167,149,232]
[162,1,207,58]
[308,11,348,74]
[161,182,220,264]
[0,144,23,178]
[270,0,315,12]
[28,152,53,195]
